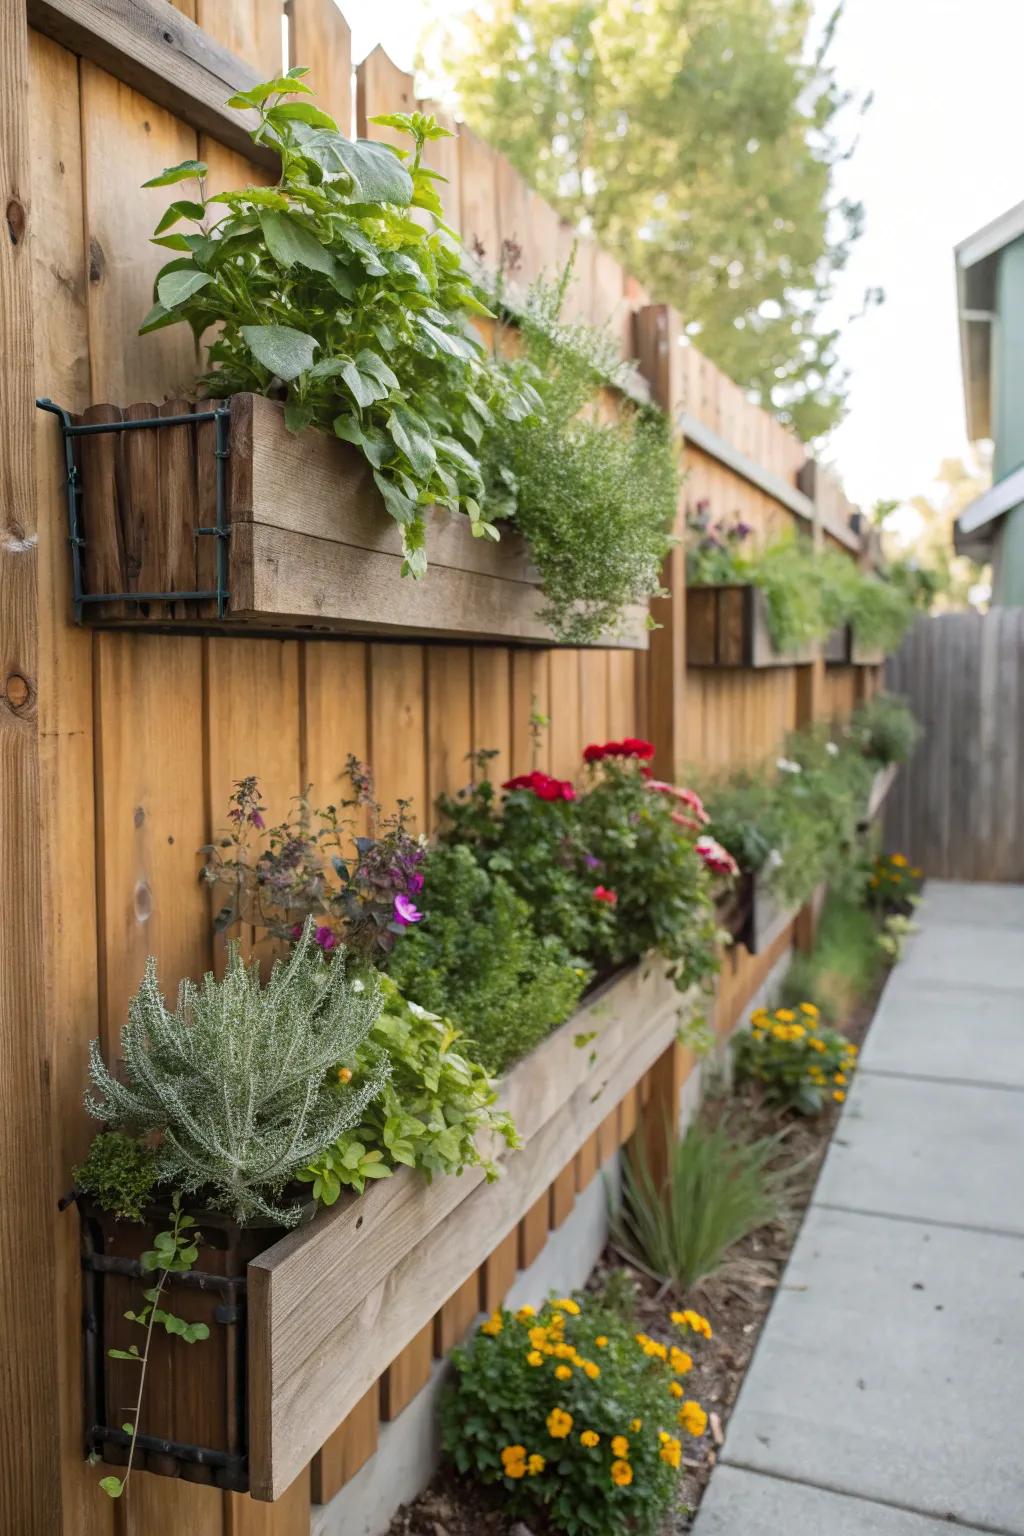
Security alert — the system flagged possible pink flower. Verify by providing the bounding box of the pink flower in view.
[592,885,618,905]
[394,893,423,925]
[647,781,710,824]
[314,924,337,952]
[407,871,425,893]
[695,836,739,878]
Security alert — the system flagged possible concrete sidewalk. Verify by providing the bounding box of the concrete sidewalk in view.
[693,881,1024,1536]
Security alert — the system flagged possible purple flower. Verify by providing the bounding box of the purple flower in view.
[583,853,602,870]
[407,871,425,893]
[249,809,266,830]
[394,893,423,926]
[314,925,337,952]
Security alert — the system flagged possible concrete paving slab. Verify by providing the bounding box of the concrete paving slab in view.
[859,978,1024,1089]
[693,1465,998,1536]
[917,880,1024,930]
[813,1072,1024,1233]
[721,1206,1024,1533]
[896,920,1024,992]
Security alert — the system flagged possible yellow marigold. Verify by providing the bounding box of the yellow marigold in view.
[580,1430,600,1449]
[610,1460,633,1487]
[555,1365,573,1381]
[595,1335,609,1348]
[833,1090,846,1103]
[501,1444,527,1478]
[659,1437,682,1469]
[611,1436,630,1458]
[678,1310,713,1339]
[810,1038,826,1053]
[891,853,908,867]
[552,1297,580,1315]
[547,1408,573,1440]
[789,1023,806,1039]
[526,1350,544,1368]
[911,866,923,878]
[679,1400,708,1437]
[668,1381,684,1399]
[554,1342,575,1360]
[630,1418,643,1432]
[650,1341,668,1361]
[527,1454,545,1476]
[528,1327,549,1349]
[670,1347,694,1376]
[834,1072,847,1085]
[582,1360,601,1380]
[516,1305,536,1322]
[505,1460,526,1480]
[775,1008,796,1023]
[800,1002,819,1017]
[635,1332,652,1349]
[750,1008,769,1024]
[481,1312,503,1337]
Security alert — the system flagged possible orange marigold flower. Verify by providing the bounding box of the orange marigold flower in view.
[679,1400,708,1437]
[527,1454,545,1476]
[611,1435,630,1458]
[546,1408,573,1440]
[555,1365,573,1381]
[580,1430,600,1449]
[610,1459,633,1487]
[481,1312,503,1337]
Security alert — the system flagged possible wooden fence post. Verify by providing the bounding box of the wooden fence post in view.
[1,3,61,1529]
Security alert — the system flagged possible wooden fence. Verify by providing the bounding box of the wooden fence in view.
[0,2,881,1533]
[885,610,1024,881]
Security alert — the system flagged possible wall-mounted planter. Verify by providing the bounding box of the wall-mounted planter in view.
[77,1198,291,1490]
[862,762,898,825]
[744,873,801,954]
[850,632,886,666]
[39,394,648,649]
[823,623,851,664]
[715,871,754,945]
[79,960,684,1499]
[686,584,817,668]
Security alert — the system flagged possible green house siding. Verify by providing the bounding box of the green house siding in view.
[993,236,1024,603]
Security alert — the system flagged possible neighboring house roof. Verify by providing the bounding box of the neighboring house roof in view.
[955,197,1024,442]
[954,462,1024,559]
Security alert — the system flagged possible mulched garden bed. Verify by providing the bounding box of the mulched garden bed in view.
[386,978,885,1536]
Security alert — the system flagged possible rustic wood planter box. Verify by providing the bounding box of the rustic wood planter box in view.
[686,584,817,668]
[862,762,898,825]
[823,623,851,664]
[79,961,684,1499]
[45,394,648,648]
[744,872,801,954]
[78,1198,292,1490]
[850,631,886,666]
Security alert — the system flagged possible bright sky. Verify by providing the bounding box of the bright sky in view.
[338,0,1024,510]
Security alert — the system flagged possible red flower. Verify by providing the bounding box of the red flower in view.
[502,771,576,802]
[621,737,655,760]
[583,743,607,763]
[695,835,739,877]
[592,885,618,905]
[584,738,654,763]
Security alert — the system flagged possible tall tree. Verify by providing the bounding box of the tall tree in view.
[430,0,866,440]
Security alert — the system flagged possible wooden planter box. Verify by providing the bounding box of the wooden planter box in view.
[79,961,684,1499]
[686,584,817,668]
[78,1198,294,1490]
[850,631,886,666]
[49,394,649,648]
[823,623,851,664]
[744,872,801,954]
[862,762,898,825]
[715,871,754,945]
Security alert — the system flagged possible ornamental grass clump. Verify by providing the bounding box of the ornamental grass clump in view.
[733,1001,858,1115]
[386,843,587,1074]
[443,1293,712,1536]
[84,920,388,1226]
[609,1120,787,1295]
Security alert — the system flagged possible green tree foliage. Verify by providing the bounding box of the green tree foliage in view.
[433,0,866,438]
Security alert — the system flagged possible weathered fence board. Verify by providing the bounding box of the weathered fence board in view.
[885,611,1024,880]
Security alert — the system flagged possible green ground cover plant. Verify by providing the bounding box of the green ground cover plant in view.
[778,891,885,1023]
[443,1291,712,1536]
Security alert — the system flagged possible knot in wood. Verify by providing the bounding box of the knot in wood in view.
[4,672,33,715]
[5,198,26,247]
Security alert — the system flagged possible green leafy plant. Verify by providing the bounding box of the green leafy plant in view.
[97,1193,208,1499]
[301,974,519,1199]
[84,920,388,1226]
[734,1000,858,1115]
[142,75,534,576]
[778,891,885,1023]
[484,269,676,641]
[387,843,587,1074]
[848,692,920,766]
[609,1120,786,1295]
[443,1291,712,1536]
[74,1131,158,1222]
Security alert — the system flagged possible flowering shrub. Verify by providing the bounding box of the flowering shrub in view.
[869,851,923,912]
[387,844,587,1074]
[442,1294,712,1535]
[733,1001,858,1114]
[300,975,518,1198]
[203,760,426,964]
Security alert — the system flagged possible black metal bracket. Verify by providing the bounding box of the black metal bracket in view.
[35,398,231,623]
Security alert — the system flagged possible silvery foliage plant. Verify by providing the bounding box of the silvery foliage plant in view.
[85,919,388,1226]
